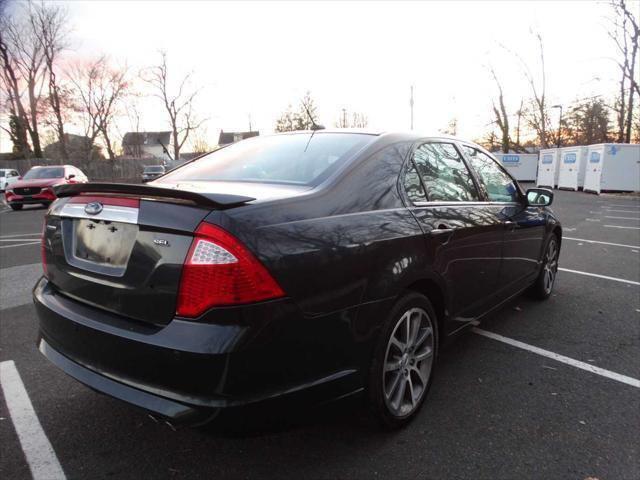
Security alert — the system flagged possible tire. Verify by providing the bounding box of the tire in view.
[528,234,560,300]
[368,292,439,429]
[10,204,23,211]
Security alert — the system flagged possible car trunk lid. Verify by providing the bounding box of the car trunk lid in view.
[43,184,257,325]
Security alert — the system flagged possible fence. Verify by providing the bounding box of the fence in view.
[0,157,170,183]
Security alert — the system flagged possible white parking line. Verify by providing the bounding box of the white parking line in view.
[0,238,41,242]
[603,209,640,213]
[604,205,640,208]
[604,216,640,220]
[0,232,41,238]
[473,328,640,389]
[604,225,640,230]
[563,237,640,249]
[0,241,40,249]
[559,267,640,286]
[0,361,66,480]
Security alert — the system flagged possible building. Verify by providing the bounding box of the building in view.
[122,132,172,160]
[218,130,259,146]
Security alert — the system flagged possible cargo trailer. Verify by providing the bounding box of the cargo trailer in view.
[583,144,640,194]
[494,153,538,182]
[557,146,588,191]
[536,148,561,188]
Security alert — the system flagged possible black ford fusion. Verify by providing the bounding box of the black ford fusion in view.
[35,131,561,428]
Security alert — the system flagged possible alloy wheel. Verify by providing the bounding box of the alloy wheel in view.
[543,238,558,294]
[382,307,434,417]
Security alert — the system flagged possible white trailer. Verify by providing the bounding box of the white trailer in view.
[494,153,538,182]
[583,143,640,194]
[557,146,588,191]
[536,148,561,188]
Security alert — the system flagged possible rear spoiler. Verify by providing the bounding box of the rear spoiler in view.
[54,183,255,208]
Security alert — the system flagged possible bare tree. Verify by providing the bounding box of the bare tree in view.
[69,56,129,161]
[335,108,368,128]
[0,28,32,157]
[609,0,639,143]
[522,32,551,148]
[1,4,47,157]
[143,51,204,161]
[31,1,69,160]
[488,66,512,153]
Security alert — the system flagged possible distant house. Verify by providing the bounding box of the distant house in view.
[122,132,172,160]
[218,130,259,146]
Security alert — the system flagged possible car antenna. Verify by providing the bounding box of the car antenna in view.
[302,101,324,151]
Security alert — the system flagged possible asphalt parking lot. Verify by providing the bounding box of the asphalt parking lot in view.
[1,187,639,480]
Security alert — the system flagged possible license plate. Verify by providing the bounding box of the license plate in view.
[73,219,137,267]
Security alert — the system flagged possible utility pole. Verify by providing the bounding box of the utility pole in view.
[552,104,563,148]
[248,114,252,132]
[410,85,414,130]
[342,108,347,128]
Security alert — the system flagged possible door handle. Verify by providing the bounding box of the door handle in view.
[504,220,517,231]
[431,228,454,236]
[430,224,455,236]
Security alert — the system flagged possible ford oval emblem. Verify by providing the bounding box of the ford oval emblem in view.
[84,201,103,215]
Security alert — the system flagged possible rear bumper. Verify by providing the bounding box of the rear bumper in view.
[33,278,363,423]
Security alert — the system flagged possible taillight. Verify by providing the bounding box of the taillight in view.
[41,219,48,278]
[176,222,285,318]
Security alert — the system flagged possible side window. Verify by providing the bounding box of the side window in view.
[463,146,519,202]
[412,142,479,202]
[403,162,427,203]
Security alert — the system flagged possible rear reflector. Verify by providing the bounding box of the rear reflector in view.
[176,222,285,318]
[41,219,48,278]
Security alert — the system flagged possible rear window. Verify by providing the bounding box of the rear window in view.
[23,167,65,179]
[159,133,375,186]
[0,171,5,177]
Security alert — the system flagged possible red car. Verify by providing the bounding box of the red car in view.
[5,165,88,210]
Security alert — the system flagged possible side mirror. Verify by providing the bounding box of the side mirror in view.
[526,188,553,207]
[67,174,76,180]
[18,176,22,180]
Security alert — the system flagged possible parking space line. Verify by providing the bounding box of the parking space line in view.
[604,216,640,220]
[604,225,640,230]
[559,268,640,286]
[604,205,640,208]
[0,232,41,238]
[0,360,66,480]
[472,328,640,389]
[0,241,40,249]
[563,237,640,249]
[603,209,640,213]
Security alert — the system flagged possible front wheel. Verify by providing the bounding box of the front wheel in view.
[529,234,559,300]
[368,292,438,429]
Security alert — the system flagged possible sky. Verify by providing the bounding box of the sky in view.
[0,0,632,152]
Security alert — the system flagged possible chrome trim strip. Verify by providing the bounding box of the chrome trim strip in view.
[58,203,139,224]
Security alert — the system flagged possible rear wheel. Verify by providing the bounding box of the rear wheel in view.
[529,234,559,300]
[10,204,22,211]
[368,292,438,429]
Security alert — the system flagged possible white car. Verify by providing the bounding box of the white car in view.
[0,168,21,192]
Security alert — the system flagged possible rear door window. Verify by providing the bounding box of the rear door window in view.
[412,142,479,202]
[403,162,427,202]
[462,146,519,203]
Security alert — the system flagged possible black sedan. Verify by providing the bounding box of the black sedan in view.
[35,131,561,428]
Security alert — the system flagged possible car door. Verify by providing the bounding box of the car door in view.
[462,146,546,297]
[403,141,504,334]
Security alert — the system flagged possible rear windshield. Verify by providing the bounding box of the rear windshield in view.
[158,133,375,186]
[23,167,64,179]
[144,166,164,173]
